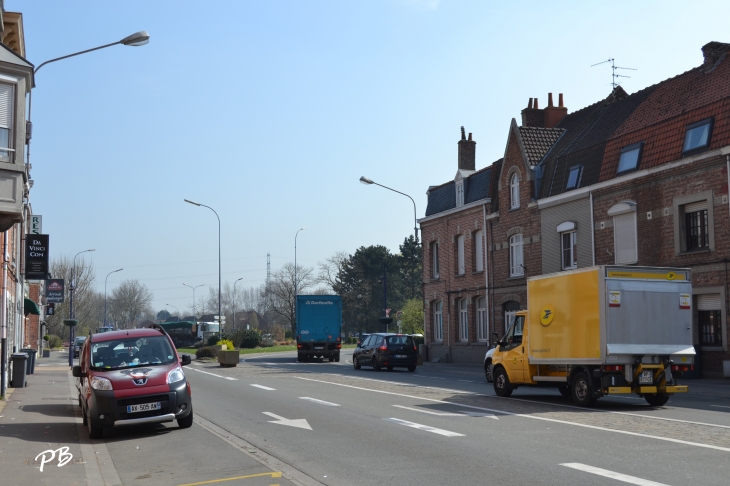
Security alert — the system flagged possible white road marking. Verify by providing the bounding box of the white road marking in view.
[393,405,462,416]
[458,380,476,383]
[385,418,464,437]
[262,412,312,430]
[297,377,730,452]
[560,463,670,486]
[392,405,498,419]
[250,384,276,391]
[187,367,238,380]
[299,397,340,407]
[711,405,730,409]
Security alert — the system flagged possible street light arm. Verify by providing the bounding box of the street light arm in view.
[368,181,419,242]
[34,41,122,75]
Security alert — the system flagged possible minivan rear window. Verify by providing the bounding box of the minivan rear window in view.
[90,336,175,371]
[386,336,414,346]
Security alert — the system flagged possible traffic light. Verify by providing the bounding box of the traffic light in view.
[46,303,55,316]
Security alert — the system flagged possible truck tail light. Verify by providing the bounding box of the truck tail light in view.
[337,343,341,349]
[297,344,302,349]
[671,365,693,371]
[601,365,624,372]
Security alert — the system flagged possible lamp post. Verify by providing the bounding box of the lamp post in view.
[28,31,150,169]
[184,199,221,339]
[182,283,205,321]
[104,268,123,328]
[69,249,95,366]
[359,176,418,242]
[166,304,179,322]
[233,278,243,330]
[294,227,305,333]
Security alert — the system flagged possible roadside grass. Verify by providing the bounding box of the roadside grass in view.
[178,344,356,355]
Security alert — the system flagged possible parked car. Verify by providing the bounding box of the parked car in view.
[353,333,417,372]
[72,325,193,439]
[74,336,87,358]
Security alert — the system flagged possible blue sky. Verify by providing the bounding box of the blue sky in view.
[13,0,729,314]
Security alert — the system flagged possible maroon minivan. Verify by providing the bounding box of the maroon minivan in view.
[73,325,193,439]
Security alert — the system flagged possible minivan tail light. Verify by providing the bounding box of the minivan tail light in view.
[379,344,387,351]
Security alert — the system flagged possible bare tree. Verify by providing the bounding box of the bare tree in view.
[44,255,97,340]
[108,279,154,328]
[318,251,349,293]
[265,263,316,334]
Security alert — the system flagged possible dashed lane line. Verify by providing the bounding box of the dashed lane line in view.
[560,463,670,486]
[299,397,340,407]
[188,367,238,380]
[296,376,730,453]
[385,418,465,437]
[711,405,730,409]
[393,405,462,416]
[250,384,276,391]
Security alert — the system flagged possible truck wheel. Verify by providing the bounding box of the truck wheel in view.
[387,366,394,371]
[644,393,670,406]
[493,367,513,397]
[353,356,361,370]
[407,365,416,372]
[571,371,596,407]
[485,360,493,383]
[335,354,340,363]
[329,357,334,362]
[558,386,571,397]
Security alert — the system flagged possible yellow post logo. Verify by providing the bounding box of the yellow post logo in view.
[666,272,676,280]
[540,305,555,326]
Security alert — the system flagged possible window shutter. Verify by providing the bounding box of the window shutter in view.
[0,84,13,129]
[613,212,637,264]
[684,201,707,213]
[475,230,483,272]
[457,235,465,275]
[697,294,721,311]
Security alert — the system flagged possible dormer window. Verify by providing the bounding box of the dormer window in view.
[683,118,713,154]
[566,165,582,190]
[510,173,520,209]
[456,181,464,207]
[0,83,14,162]
[617,142,643,174]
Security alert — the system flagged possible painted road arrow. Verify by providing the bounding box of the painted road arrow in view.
[262,412,312,430]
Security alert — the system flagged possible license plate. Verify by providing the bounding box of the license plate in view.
[639,370,653,384]
[127,402,161,413]
[395,355,408,359]
[314,346,324,350]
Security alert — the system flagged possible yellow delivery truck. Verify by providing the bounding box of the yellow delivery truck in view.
[491,266,694,407]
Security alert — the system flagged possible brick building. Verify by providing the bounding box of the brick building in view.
[420,41,730,376]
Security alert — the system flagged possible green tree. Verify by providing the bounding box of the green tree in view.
[399,298,424,334]
[398,235,422,301]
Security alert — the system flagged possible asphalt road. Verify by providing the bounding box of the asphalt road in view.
[180,349,730,486]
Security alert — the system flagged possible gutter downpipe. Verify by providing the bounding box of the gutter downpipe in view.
[483,204,490,341]
[489,219,496,336]
[1,232,7,398]
[590,191,596,266]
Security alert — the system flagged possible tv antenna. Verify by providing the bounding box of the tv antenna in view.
[591,58,636,89]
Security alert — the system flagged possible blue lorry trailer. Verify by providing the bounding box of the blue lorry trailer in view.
[296,295,342,362]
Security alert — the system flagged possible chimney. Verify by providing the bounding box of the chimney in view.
[521,97,544,127]
[543,92,568,128]
[458,126,476,171]
[701,41,730,73]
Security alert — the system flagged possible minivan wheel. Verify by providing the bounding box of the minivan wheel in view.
[353,356,361,369]
[493,367,513,397]
[373,357,382,371]
[407,365,416,372]
[178,410,194,429]
[571,371,596,407]
[87,411,103,440]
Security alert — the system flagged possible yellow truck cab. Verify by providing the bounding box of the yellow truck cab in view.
[491,266,694,407]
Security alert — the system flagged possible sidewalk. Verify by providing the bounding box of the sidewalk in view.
[0,350,87,485]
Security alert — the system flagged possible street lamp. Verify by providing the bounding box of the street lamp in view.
[359,176,418,242]
[233,278,243,330]
[69,248,95,366]
[104,268,123,328]
[182,283,205,321]
[165,304,179,322]
[28,31,150,169]
[294,227,305,333]
[184,199,221,339]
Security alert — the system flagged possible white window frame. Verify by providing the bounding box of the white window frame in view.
[431,242,440,278]
[456,181,464,207]
[510,173,520,209]
[457,234,465,275]
[476,296,488,342]
[608,201,638,265]
[458,299,468,342]
[509,234,524,277]
[433,301,443,342]
[474,229,484,272]
[0,82,15,162]
[557,221,577,271]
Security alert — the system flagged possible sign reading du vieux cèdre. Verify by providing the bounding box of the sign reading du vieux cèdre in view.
[25,234,49,279]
